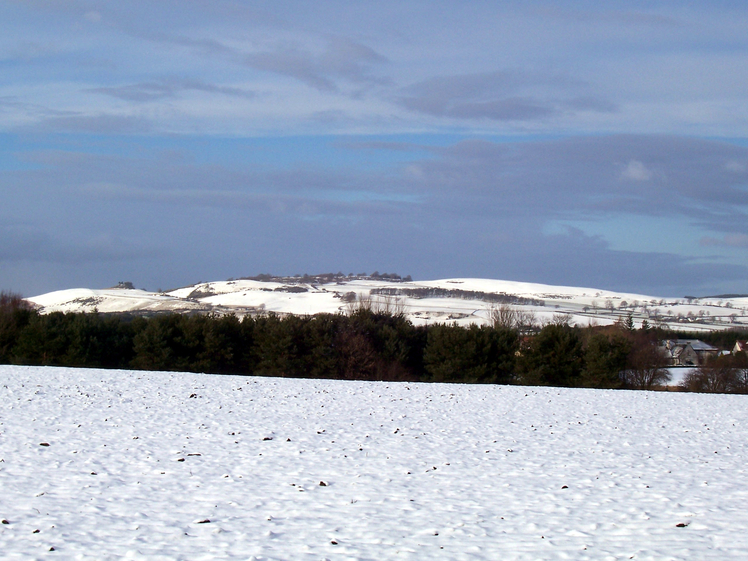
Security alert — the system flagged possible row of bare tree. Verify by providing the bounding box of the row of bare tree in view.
[681,354,748,393]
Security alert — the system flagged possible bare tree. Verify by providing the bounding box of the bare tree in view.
[379,294,406,316]
[516,310,538,334]
[622,339,671,389]
[549,313,573,327]
[489,304,537,333]
[681,365,740,393]
[489,303,517,329]
[347,292,405,316]
[681,353,748,393]
[346,292,372,315]
[0,291,31,312]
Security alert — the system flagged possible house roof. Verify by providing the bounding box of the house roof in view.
[687,340,719,352]
[662,339,719,352]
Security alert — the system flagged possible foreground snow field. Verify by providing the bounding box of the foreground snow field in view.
[1,366,747,560]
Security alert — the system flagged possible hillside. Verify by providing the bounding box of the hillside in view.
[27,276,748,332]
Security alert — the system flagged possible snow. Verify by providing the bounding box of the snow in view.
[416,278,653,304]
[2,365,748,560]
[666,368,698,388]
[26,277,748,332]
[27,288,203,315]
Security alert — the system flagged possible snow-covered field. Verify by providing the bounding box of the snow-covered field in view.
[2,366,747,560]
[26,277,748,332]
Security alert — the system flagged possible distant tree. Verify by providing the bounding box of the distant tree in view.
[615,313,634,332]
[549,313,573,327]
[57,312,133,368]
[489,304,517,330]
[348,309,424,381]
[490,304,537,334]
[621,335,670,389]
[347,292,405,316]
[682,364,739,393]
[304,313,346,379]
[0,291,34,364]
[334,316,380,380]
[681,353,748,393]
[196,314,243,373]
[0,291,29,311]
[252,314,309,377]
[517,324,584,386]
[517,310,539,333]
[130,314,184,371]
[13,312,75,366]
[424,324,517,384]
[581,332,630,388]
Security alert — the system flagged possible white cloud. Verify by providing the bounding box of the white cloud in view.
[621,159,653,181]
[725,160,746,173]
[83,11,102,23]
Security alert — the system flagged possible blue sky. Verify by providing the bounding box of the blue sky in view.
[2,1,748,297]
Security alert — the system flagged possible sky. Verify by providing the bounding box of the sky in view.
[1,1,748,298]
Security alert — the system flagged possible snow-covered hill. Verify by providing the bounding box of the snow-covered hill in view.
[2,365,747,559]
[26,277,748,332]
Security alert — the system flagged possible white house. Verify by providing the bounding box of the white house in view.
[661,339,720,366]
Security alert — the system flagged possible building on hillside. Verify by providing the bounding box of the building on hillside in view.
[661,339,720,366]
[733,341,748,354]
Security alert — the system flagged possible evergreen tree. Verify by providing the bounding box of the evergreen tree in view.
[518,324,583,386]
[424,324,517,384]
[0,292,34,364]
[581,332,629,388]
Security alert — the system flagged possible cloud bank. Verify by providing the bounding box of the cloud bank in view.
[1,1,747,296]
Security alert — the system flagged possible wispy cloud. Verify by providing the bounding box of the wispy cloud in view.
[90,78,256,102]
[701,233,748,249]
[397,70,616,122]
[26,114,153,134]
[242,37,389,93]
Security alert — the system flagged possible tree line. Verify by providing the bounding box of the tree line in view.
[2,291,747,392]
